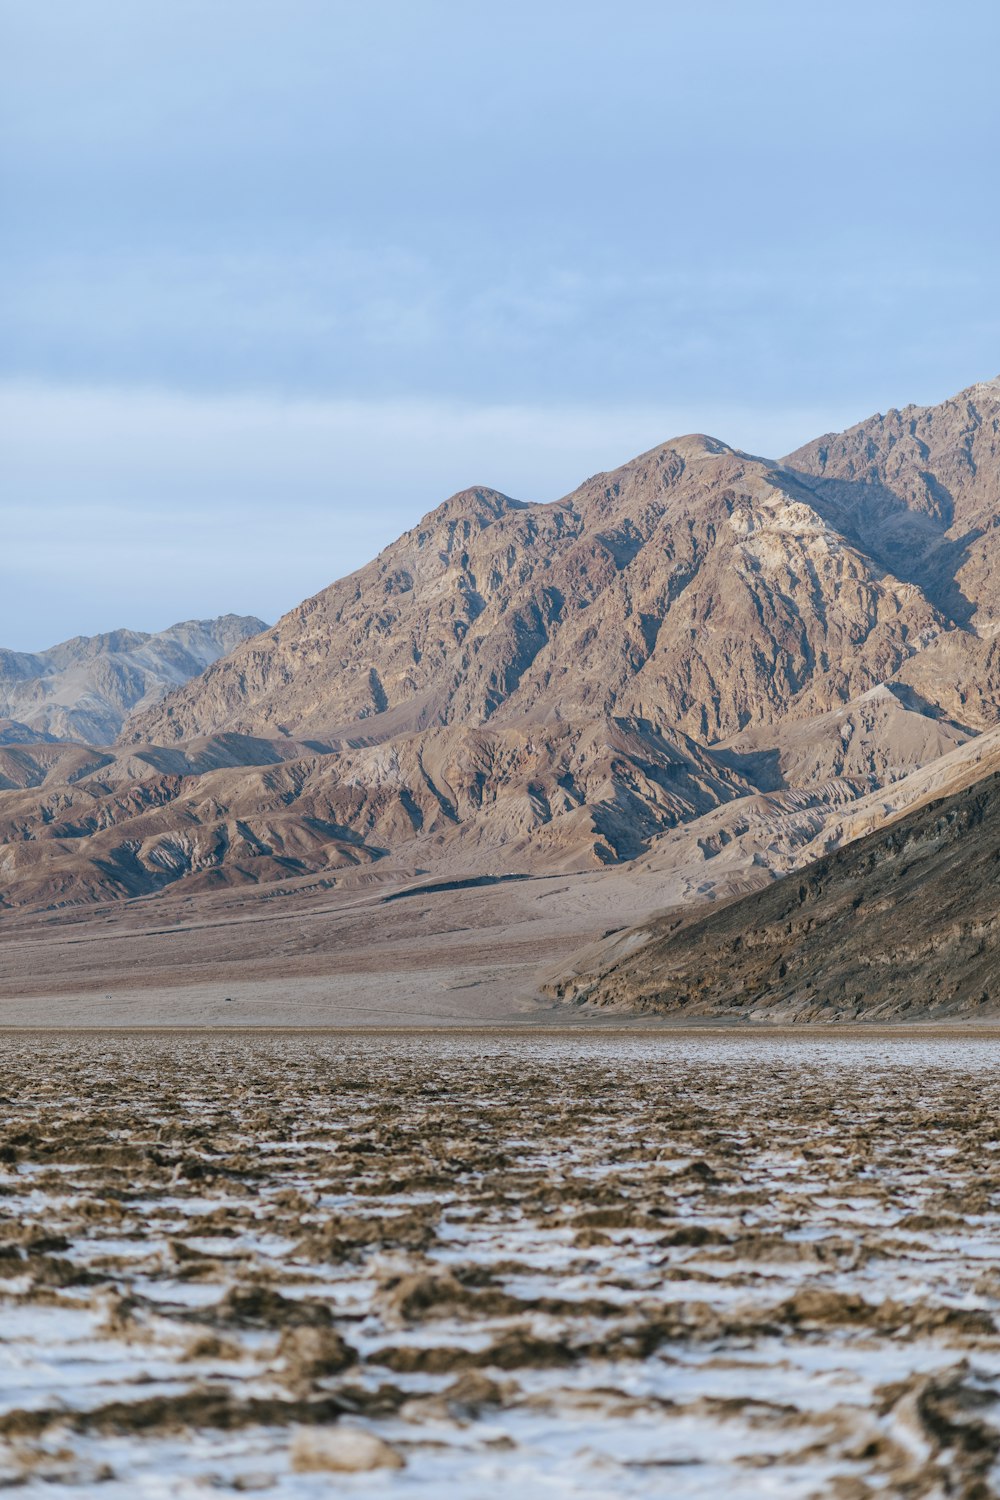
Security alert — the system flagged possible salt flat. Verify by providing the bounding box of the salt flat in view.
[1,1033,1000,1496]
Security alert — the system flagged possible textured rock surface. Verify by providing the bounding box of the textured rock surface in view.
[785,375,1000,731]
[0,719,756,907]
[0,615,267,746]
[785,377,1000,635]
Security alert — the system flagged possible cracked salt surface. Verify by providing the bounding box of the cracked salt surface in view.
[2,1033,1000,1495]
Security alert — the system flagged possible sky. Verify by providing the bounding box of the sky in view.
[3,0,999,650]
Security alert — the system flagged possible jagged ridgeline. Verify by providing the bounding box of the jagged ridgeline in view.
[1,377,999,910]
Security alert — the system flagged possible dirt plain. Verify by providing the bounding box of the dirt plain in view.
[0,864,692,1027]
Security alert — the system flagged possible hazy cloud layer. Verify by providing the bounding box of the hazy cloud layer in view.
[3,0,998,645]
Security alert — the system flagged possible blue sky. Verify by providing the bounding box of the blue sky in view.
[3,0,999,649]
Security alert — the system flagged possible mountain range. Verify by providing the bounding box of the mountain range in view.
[0,615,267,747]
[3,377,1000,1021]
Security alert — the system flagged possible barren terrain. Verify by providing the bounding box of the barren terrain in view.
[0,862,687,1027]
[4,379,1000,922]
[3,1033,1000,1497]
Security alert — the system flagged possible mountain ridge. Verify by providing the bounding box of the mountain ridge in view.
[3,377,1000,937]
[125,429,956,748]
[544,754,1000,1023]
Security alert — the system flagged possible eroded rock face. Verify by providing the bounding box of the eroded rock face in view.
[0,717,764,906]
[785,377,1000,630]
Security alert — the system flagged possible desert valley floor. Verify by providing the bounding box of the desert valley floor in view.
[0,864,686,1028]
[6,379,1000,1496]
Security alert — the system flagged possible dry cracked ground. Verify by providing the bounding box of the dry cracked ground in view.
[2,1034,1000,1497]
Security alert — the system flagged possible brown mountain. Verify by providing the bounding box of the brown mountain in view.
[128,437,949,748]
[784,376,1000,630]
[784,375,1000,730]
[2,377,1000,916]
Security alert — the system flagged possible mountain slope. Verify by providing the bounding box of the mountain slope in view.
[0,717,761,908]
[0,616,267,745]
[785,376,1000,626]
[0,686,982,914]
[545,740,1000,1022]
[785,376,1000,730]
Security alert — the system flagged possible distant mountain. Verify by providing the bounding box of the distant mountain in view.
[2,377,1000,913]
[0,616,267,747]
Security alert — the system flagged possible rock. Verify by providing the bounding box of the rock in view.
[289,1426,405,1473]
[277,1326,356,1382]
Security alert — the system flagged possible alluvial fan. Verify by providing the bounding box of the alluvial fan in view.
[2,1034,1000,1497]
